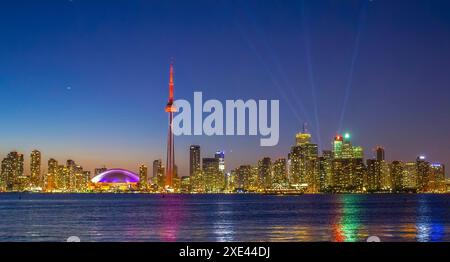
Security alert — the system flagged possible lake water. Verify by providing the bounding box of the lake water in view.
[0,193,449,242]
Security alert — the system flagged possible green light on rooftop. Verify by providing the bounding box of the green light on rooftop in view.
[344,133,351,139]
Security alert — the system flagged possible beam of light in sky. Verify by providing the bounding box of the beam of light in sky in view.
[338,0,369,133]
[301,0,322,149]
[233,19,305,126]
[233,3,314,131]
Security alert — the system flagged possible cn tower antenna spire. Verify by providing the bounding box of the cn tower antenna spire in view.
[169,61,174,103]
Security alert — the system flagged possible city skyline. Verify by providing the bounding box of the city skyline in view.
[0,127,446,193]
[1,0,450,176]
[0,128,447,178]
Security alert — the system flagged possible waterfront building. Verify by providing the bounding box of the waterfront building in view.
[380,161,391,191]
[258,157,272,190]
[416,155,430,193]
[319,150,333,192]
[289,128,319,192]
[1,152,25,191]
[202,157,223,192]
[30,150,41,188]
[429,163,446,193]
[189,145,201,177]
[231,165,251,191]
[139,164,148,190]
[272,158,288,189]
[390,161,405,192]
[403,162,418,191]
[46,158,58,191]
[366,159,381,192]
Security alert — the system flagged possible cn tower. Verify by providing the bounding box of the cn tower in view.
[165,62,176,189]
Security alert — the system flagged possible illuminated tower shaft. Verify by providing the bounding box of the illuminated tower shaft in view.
[165,63,176,188]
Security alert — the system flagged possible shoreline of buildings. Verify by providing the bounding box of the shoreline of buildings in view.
[0,127,447,194]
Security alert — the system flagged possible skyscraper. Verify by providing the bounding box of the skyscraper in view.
[202,157,222,192]
[66,159,76,190]
[189,145,201,177]
[366,159,381,192]
[165,62,177,189]
[139,164,148,190]
[333,135,343,159]
[46,158,58,191]
[376,146,385,161]
[390,160,405,192]
[272,158,288,189]
[1,152,25,191]
[30,150,41,188]
[231,165,252,191]
[403,162,418,190]
[319,150,333,192]
[215,151,225,172]
[430,163,446,193]
[416,155,430,193]
[153,159,162,178]
[289,127,319,192]
[258,157,272,190]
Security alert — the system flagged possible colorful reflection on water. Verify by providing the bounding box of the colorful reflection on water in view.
[332,195,362,242]
[0,194,449,241]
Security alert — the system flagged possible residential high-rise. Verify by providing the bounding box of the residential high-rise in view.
[139,164,148,190]
[272,158,288,189]
[430,163,446,193]
[258,157,272,190]
[66,159,76,190]
[380,160,391,190]
[319,150,333,192]
[56,165,70,191]
[390,160,405,192]
[202,157,222,192]
[46,158,58,191]
[30,150,41,188]
[403,162,418,190]
[1,152,25,191]
[366,159,381,192]
[231,165,252,191]
[189,145,201,177]
[416,155,430,192]
[153,159,162,178]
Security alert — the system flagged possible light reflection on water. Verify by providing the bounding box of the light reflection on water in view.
[0,194,449,242]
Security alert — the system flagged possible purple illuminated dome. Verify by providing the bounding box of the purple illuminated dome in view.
[91,169,140,183]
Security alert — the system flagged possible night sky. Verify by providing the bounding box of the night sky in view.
[1,0,450,176]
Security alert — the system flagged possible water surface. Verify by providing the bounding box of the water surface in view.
[0,193,449,242]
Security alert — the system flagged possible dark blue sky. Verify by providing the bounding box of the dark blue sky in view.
[1,0,450,175]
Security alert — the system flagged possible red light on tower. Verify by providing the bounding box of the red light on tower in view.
[334,135,343,141]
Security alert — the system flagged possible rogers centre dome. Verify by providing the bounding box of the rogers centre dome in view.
[91,169,140,184]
